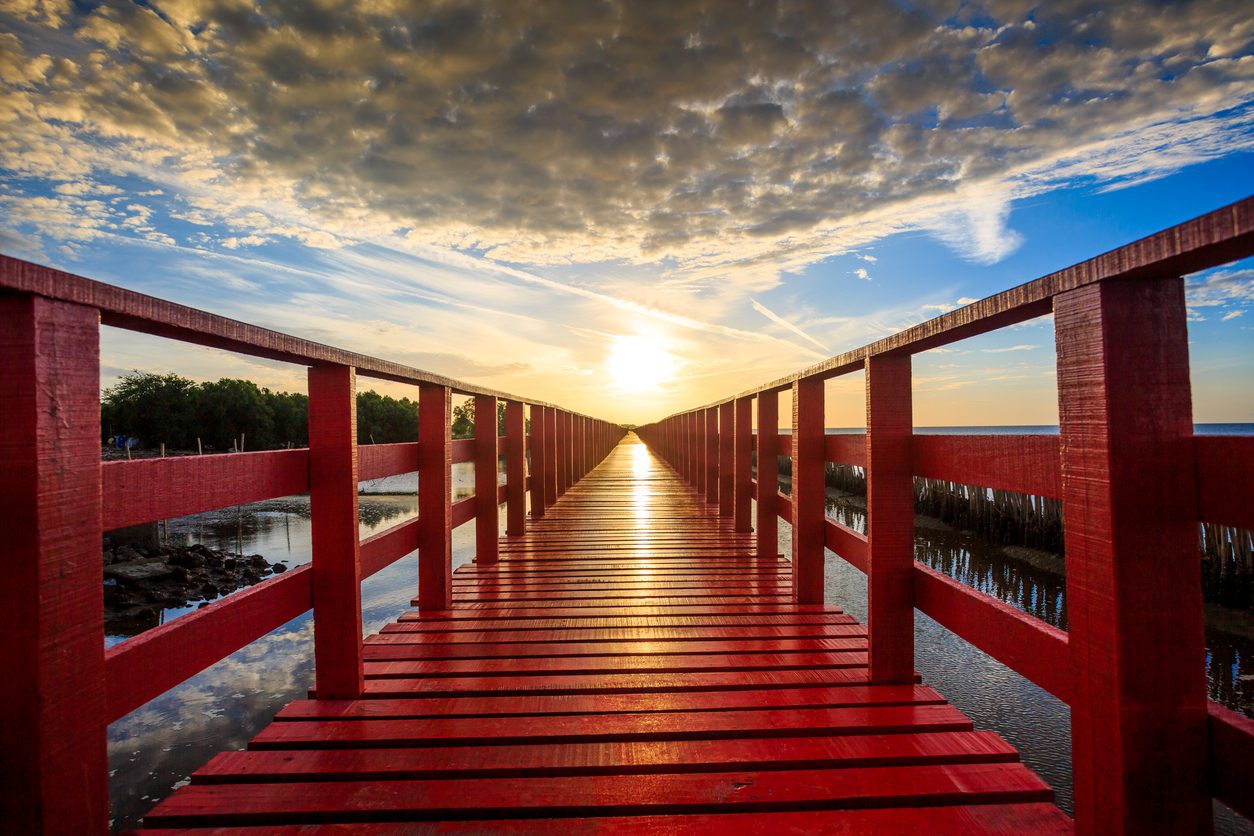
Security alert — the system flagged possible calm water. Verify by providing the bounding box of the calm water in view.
[108,432,1254,831]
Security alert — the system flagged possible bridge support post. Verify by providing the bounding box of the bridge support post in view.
[719,401,735,517]
[418,383,452,611]
[556,410,569,496]
[756,392,779,558]
[791,376,825,604]
[529,404,546,519]
[734,396,753,532]
[474,395,499,563]
[705,407,719,505]
[865,354,914,683]
[1055,278,1210,834]
[506,401,526,534]
[543,406,557,508]
[308,364,364,699]
[0,295,107,834]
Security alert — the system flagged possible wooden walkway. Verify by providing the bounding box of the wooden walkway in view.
[141,435,1070,832]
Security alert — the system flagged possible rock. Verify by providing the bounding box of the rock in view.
[169,550,204,569]
[200,583,220,598]
[115,545,144,563]
[223,557,237,571]
[270,562,287,574]
[104,561,176,584]
[249,554,267,568]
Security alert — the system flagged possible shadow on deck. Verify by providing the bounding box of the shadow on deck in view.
[141,435,1069,832]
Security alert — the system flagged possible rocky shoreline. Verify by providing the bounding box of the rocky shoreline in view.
[104,540,288,634]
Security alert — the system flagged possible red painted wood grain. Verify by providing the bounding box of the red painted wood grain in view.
[359,441,419,481]
[474,395,499,563]
[756,393,779,559]
[506,401,527,536]
[734,396,753,532]
[865,354,915,685]
[1195,435,1254,529]
[1056,278,1210,833]
[0,296,108,832]
[418,384,453,611]
[307,365,364,699]
[103,450,310,530]
[913,434,1060,497]
[791,377,826,605]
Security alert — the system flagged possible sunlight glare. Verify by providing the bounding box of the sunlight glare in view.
[606,335,678,393]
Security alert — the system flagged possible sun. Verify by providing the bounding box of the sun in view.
[606,335,678,393]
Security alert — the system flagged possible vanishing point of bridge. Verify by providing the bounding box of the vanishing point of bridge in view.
[2,198,1253,833]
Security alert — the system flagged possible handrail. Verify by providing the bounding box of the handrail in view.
[636,195,1254,834]
[0,261,624,834]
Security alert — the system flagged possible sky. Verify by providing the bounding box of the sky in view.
[1,0,1252,427]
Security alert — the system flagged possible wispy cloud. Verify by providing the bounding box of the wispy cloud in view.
[750,298,831,353]
[982,344,1039,353]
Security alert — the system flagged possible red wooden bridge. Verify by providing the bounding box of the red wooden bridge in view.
[1,197,1253,834]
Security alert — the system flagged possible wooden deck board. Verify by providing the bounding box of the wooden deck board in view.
[141,436,1068,832]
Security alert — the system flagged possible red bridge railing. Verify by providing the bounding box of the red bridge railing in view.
[637,195,1254,835]
[0,258,623,833]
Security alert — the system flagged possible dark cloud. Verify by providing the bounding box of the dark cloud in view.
[1,0,1251,269]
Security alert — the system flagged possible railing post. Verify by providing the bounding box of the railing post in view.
[474,395,499,563]
[734,396,753,532]
[417,383,452,611]
[307,364,364,699]
[756,392,779,559]
[1055,278,1210,833]
[556,410,570,496]
[865,354,914,683]
[719,401,734,517]
[694,411,705,493]
[791,377,825,604]
[543,406,558,508]
[529,404,546,519]
[705,407,719,505]
[0,295,107,834]
[506,401,526,535]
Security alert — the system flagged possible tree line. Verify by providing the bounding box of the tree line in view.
[102,371,511,452]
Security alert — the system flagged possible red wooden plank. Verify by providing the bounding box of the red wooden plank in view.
[824,433,866,468]
[359,665,881,698]
[557,410,570,496]
[1208,701,1254,822]
[1195,435,1254,529]
[792,377,825,604]
[360,518,419,578]
[824,519,868,572]
[139,804,1074,834]
[474,395,499,563]
[103,450,310,530]
[143,762,1052,825]
[450,496,476,529]
[308,365,364,699]
[418,384,452,611]
[0,295,107,832]
[275,685,939,720]
[912,435,1060,498]
[505,401,526,536]
[358,441,419,481]
[450,437,473,464]
[106,566,312,721]
[198,730,1016,782]
[363,637,865,660]
[756,393,779,558]
[1055,278,1210,832]
[865,354,914,685]
[250,704,968,749]
[912,564,1070,702]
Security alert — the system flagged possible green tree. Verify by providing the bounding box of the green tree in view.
[357,390,418,444]
[450,400,512,439]
[194,378,276,452]
[267,389,309,447]
[101,371,198,448]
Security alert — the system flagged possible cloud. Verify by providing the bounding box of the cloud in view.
[982,344,1039,353]
[1223,310,1245,321]
[0,0,1249,284]
[750,298,830,353]
[854,268,871,281]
